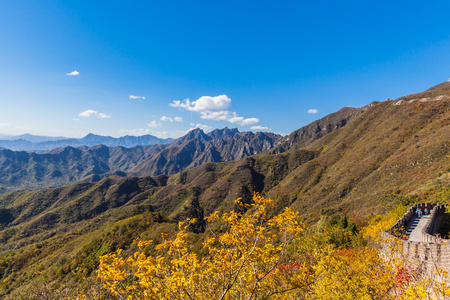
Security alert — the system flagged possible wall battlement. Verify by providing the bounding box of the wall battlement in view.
[382,203,450,278]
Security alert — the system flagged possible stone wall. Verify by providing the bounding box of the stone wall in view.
[422,204,447,243]
[383,203,436,238]
[382,203,450,278]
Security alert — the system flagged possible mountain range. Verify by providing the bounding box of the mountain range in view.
[0,134,67,143]
[0,128,281,194]
[0,133,174,152]
[1,82,450,297]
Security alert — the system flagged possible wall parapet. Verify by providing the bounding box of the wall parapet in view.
[422,204,447,244]
[382,203,450,280]
[384,203,438,239]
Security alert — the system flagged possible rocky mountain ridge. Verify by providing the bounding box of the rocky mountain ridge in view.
[0,128,282,193]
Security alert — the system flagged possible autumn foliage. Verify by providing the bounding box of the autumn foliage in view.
[96,194,450,299]
[98,194,310,299]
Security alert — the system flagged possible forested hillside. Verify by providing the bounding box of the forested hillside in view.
[0,129,281,193]
[1,82,450,298]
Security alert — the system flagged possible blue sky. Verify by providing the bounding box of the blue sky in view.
[0,0,449,138]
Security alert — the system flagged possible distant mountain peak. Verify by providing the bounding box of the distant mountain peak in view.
[207,127,240,140]
[171,128,212,146]
[7,134,68,143]
[0,133,173,152]
[191,128,204,133]
[170,126,253,147]
[81,133,111,141]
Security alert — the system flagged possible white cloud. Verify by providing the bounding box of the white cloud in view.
[170,95,231,112]
[250,126,270,130]
[169,100,184,109]
[160,116,173,122]
[189,123,213,132]
[199,110,229,121]
[147,120,161,128]
[197,110,258,125]
[78,110,111,119]
[308,109,318,114]
[129,95,146,100]
[66,70,79,76]
[161,116,183,122]
[227,112,259,126]
[0,123,10,128]
[170,94,259,126]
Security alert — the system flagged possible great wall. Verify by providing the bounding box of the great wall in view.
[382,203,450,278]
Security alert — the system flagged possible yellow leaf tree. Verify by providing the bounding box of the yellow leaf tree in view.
[98,193,312,299]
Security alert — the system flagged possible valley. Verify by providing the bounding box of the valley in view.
[1,82,450,298]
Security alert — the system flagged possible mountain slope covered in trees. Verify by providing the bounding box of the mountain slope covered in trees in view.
[1,82,450,297]
[0,129,282,193]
